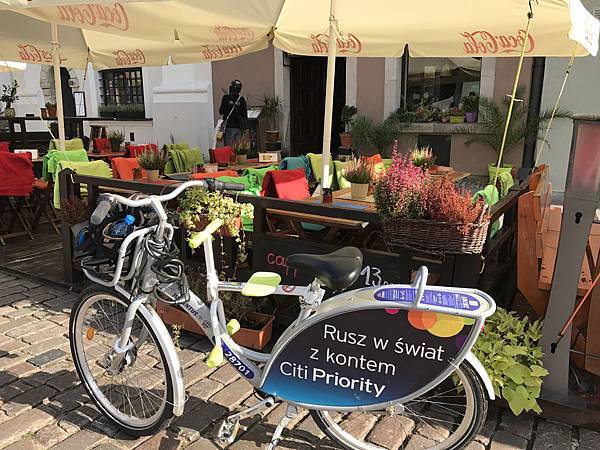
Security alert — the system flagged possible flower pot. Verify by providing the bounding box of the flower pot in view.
[2,107,15,118]
[350,182,369,200]
[339,132,352,148]
[110,140,122,152]
[145,169,160,181]
[487,163,513,183]
[465,111,477,123]
[204,163,218,173]
[155,304,274,350]
[46,106,57,118]
[40,108,48,119]
[237,154,247,165]
[449,115,464,124]
[266,131,280,143]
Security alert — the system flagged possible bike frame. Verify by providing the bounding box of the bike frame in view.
[83,181,496,415]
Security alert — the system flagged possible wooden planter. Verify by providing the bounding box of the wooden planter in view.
[156,303,274,350]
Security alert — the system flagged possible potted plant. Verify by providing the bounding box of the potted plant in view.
[349,115,373,152]
[472,307,548,415]
[45,102,57,118]
[370,119,398,156]
[1,80,19,118]
[344,157,373,200]
[234,132,251,164]
[391,108,418,124]
[449,106,464,123]
[178,187,253,240]
[261,95,282,143]
[108,129,125,152]
[339,104,357,148]
[458,87,571,181]
[462,94,480,123]
[137,147,167,181]
[410,146,435,171]
[440,109,450,123]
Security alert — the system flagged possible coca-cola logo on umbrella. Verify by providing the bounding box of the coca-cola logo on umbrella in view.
[17,44,66,63]
[213,26,255,42]
[309,33,362,54]
[114,49,146,66]
[56,3,129,32]
[461,29,535,55]
[201,44,243,60]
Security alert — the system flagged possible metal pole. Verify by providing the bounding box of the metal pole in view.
[320,0,337,190]
[522,57,545,170]
[51,22,66,150]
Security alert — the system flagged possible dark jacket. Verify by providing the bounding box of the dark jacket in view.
[219,93,248,130]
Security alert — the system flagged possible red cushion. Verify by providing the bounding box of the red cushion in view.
[211,146,235,164]
[128,143,158,158]
[94,138,112,153]
[261,168,309,200]
[0,152,34,196]
[0,142,9,152]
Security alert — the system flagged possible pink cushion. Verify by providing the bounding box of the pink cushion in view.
[261,169,309,200]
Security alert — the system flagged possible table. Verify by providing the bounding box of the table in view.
[87,150,126,161]
[222,161,274,172]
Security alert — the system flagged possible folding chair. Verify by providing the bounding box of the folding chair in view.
[0,152,34,244]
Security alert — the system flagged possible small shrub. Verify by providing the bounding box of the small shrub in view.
[410,146,435,170]
[422,176,484,224]
[343,158,373,184]
[137,148,167,171]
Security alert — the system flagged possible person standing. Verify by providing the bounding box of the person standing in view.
[218,79,248,147]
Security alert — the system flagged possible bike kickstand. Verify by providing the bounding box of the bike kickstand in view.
[268,404,298,450]
[217,396,276,445]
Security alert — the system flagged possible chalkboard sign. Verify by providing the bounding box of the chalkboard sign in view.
[253,235,407,291]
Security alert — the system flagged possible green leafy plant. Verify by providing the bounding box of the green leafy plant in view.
[459,87,571,158]
[1,80,19,108]
[349,115,373,151]
[99,103,145,118]
[390,108,418,124]
[369,119,398,156]
[410,146,435,170]
[343,158,373,184]
[472,307,548,415]
[178,187,253,246]
[45,101,56,110]
[108,129,125,146]
[136,148,167,171]
[261,95,282,131]
[462,94,480,113]
[340,105,357,132]
[449,106,463,116]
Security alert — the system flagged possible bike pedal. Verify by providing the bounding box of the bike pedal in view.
[217,419,240,445]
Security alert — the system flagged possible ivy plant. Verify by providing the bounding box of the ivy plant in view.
[473,307,549,416]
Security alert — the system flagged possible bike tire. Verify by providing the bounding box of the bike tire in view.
[310,360,487,450]
[69,285,176,436]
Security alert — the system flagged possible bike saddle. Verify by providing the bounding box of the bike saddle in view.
[287,247,363,291]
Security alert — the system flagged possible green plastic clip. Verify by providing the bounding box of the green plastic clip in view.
[227,319,241,336]
[206,344,224,368]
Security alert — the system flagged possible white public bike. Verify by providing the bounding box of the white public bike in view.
[69,179,497,450]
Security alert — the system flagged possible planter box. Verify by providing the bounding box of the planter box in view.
[156,303,274,350]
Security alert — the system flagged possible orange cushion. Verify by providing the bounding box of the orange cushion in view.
[32,178,48,190]
[111,157,145,180]
[190,170,238,180]
[366,154,383,165]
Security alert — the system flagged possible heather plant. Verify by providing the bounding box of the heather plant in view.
[423,176,484,224]
[373,151,429,220]
[343,158,373,184]
[410,146,435,170]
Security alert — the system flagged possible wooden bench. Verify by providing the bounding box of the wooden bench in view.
[518,165,600,316]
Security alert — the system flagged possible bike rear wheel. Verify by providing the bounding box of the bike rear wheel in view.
[311,361,487,450]
[70,286,176,436]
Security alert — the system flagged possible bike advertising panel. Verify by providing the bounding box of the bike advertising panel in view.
[260,288,479,408]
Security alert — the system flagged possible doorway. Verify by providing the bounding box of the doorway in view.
[289,56,346,156]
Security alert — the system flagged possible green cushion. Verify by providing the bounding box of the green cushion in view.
[307,153,334,186]
[334,160,351,189]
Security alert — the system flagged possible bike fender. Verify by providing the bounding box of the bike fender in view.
[143,305,187,416]
[465,352,495,400]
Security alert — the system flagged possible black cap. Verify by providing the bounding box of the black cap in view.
[229,79,242,94]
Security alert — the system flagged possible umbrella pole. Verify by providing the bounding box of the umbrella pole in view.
[321,0,337,190]
[51,22,66,150]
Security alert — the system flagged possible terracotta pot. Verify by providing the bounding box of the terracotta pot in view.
[46,106,57,117]
[237,154,247,165]
[339,132,352,148]
[204,163,218,173]
[40,108,48,119]
[465,111,478,123]
[145,169,159,181]
[351,182,369,200]
[266,131,280,143]
[155,304,274,350]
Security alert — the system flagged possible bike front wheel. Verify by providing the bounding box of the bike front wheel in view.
[70,286,176,436]
[311,361,487,450]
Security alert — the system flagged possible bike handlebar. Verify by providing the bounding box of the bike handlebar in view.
[90,179,245,224]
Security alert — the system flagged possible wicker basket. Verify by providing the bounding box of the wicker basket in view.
[382,207,489,254]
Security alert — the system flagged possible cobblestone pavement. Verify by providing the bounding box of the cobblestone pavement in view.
[0,270,598,450]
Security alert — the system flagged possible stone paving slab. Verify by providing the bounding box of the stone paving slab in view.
[0,270,590,449]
